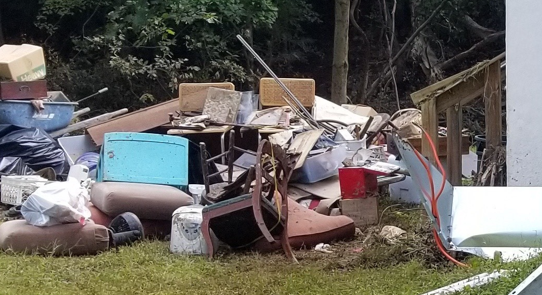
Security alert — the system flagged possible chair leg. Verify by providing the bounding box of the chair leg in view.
[200,216,215,259]
[280,226,297,263]
[200,142,210,195]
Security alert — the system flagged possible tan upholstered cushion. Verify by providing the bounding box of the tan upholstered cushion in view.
[88,203,171,239]
[91,182,193,220]
[254,198,355,252]
[0,220,109,256]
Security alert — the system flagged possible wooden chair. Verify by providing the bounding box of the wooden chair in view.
[200,139,299,262]
[199,130,257,202]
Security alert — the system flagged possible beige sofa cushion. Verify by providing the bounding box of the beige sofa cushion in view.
[0,220,109,256]
[91,182,193,220]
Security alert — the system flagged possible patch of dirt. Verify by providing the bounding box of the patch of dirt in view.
[292,201,457,270]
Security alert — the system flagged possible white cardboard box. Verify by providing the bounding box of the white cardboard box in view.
[0,44,46,81]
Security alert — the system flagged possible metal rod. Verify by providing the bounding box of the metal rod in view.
[76,87,109,103]
[237,35,320,129]
[280,96,319,130]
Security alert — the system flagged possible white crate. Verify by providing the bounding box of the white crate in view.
[0,175,49,205]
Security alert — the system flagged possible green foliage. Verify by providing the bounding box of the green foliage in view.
[414,0,505,54]
[30,0,317,108]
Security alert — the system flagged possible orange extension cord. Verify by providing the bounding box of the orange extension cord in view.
[410,124,469,268]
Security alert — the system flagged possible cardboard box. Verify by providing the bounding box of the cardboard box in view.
[0,44,46,81]
[340,197,378,228]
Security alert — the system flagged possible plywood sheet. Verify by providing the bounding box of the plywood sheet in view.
[87,99,179,146]
[290,175,341,199]
[340,198,378,228]
[287,129,323,169]
[259,78,315,107]
[179,82,234,112]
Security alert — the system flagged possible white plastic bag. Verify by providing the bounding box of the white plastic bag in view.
[21,178,91,227]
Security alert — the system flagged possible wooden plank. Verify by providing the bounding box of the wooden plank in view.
[446,104,463,185]
[87,99,179,146]
[484,61,502,149]
[290,175,341,199]
[72,107,90,119]
[411,70,467,104]
[287,129,324,169]
[411,52,505,105]
[421,98,439,165]
[167,126,232,135]
[339,198,378,228]
[51,109,128,138]
[436,75,485,113]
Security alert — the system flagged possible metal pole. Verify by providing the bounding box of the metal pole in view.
[236,35,320,129]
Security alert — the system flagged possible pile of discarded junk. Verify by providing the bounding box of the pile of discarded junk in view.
[0,40,420,260]
[2,38,532,266]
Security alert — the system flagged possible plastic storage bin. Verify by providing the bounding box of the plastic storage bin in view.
[96,132,189,187]
[291,144,347,184]
[0,175,49,205]
[0,91,77,132]
[58,135,99,165]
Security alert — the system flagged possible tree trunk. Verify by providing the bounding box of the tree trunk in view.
[332,0,350,104]
[0,6,5,46]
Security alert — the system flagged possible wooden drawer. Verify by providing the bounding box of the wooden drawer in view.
[0,80,47,100]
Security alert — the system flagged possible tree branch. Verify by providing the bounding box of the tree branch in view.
[0,6,5,46]
[350,0,369,44]
[436,31,505,71]
[365,0,449,98]
[463,15,496,39]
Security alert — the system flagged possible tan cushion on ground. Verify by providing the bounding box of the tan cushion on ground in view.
[0,220,109,256]
[88,203,171,239]
[254,198,355,252]
[91,182,193,220]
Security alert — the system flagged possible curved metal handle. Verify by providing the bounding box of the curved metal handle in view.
[19,85,30,92]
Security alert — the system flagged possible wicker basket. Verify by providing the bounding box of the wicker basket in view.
[0,175,49,206]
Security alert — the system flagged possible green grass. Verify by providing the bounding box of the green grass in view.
[1,240,541,294]
[1,200,540,294]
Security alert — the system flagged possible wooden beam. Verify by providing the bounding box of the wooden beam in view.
[421,98,439,165]
[484,61,502,149]
[50,109,128,138]
[411,52,505,106]
[72,107,90,120]
[446,104,463,185]
[436,76,485,113]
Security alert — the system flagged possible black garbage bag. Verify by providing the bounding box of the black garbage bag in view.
[0,125,68,175]
[0,157,35,175]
